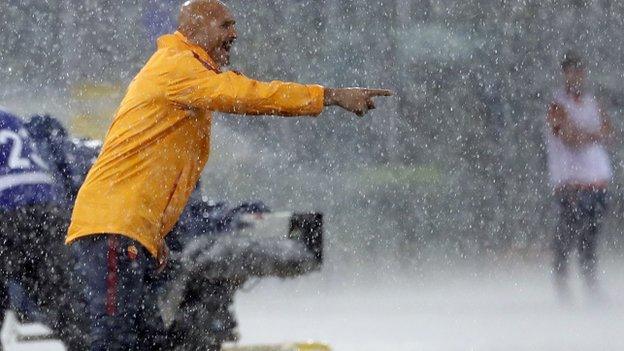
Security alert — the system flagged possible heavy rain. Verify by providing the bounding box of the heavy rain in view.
[1,0,624,350]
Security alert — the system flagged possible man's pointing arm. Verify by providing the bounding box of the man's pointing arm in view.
[167,53,393,117]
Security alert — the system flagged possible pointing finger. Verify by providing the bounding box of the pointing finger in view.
[364,88,394,97]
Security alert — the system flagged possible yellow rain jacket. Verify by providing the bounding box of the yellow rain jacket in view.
[66,31,325,257]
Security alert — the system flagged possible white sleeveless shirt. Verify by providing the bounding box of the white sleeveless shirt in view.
[545,90,612,187]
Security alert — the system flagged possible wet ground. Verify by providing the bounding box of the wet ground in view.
[235,258,624,351]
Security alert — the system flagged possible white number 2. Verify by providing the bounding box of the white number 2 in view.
[0,129,49,170]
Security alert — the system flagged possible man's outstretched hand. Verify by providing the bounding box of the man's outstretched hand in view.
[324,87,394,117]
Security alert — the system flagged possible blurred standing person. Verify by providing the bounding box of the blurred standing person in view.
[545,51,614,301]
[65,0,393,349]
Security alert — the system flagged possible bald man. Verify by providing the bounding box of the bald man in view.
[66,0,392,349]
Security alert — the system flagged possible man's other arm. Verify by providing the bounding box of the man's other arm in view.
[598,104,615,146]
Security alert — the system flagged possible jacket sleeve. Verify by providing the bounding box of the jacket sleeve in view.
[166,52,325,116]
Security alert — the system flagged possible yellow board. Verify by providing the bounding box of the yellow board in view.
[224,342,331,351]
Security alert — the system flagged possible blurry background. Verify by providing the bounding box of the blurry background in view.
[2,1,624,349]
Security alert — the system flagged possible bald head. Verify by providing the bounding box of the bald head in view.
[178,0,228,33]
[178,0,237,67]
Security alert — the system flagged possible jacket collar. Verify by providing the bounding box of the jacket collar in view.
[157,31,221,73]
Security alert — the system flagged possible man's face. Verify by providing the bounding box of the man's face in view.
[563,66,586,92]
[192,5,237,67]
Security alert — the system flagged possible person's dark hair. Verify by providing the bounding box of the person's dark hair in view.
[561,50,584,70]
[26,114,67,140]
